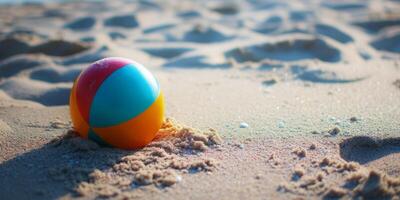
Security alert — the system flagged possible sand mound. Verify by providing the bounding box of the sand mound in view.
[104,15,139,28]
[0,78,71,106]
[0,0,399,199]
[225,38,341,63]
[279,144,400,199]
[340,136,400,176]
[181,25,233,43]
[142,47,192,59]
[49,118,221,198]
[30,65,82,83]
[0,90,44,108]
[315,24,353,44]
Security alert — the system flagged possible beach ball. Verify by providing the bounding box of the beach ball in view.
[69,57,164,149]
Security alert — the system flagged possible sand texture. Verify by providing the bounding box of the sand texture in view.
[0,0,399,199]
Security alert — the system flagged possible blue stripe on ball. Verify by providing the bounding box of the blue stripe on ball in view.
[89,63,160,127]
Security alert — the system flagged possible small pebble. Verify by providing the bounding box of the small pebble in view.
[262,79,277,87]
[176,175,182,182]
[393,79,400,89]
[328,127,340,136]
[350,117,358,122]
[239,122,249,128]
[255,174,262,179]
[277,121,285,128]
[292,167,305,181]
[292,148,306,158]
[234,143,244,149]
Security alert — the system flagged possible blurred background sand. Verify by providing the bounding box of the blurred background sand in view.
[0,0,399,199]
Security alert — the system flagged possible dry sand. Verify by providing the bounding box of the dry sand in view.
[0,0,400,199]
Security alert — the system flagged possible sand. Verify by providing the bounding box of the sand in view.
[0,0,399,199]
[48,118,221,198]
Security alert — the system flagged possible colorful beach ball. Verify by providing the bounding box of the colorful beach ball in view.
[69,57,164,149]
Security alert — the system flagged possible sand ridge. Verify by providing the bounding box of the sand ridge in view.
[46,118,222,199]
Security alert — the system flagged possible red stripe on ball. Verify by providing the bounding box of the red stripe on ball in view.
[75,57,132,124]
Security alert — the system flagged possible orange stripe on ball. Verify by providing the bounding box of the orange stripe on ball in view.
[92,93,164,149]
[69,79,90,138]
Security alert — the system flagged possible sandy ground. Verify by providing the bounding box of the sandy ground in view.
[0,0,400,199]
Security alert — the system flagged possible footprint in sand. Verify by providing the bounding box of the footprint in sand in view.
[0,37,31,60]
[61,46,109,66]
[353,19,400,34]
[340,136,400,176]
[250,1,287,11]
[64,16,96,31]
[183,26,233,43]
[0,55,53,78]
[108,31,126,40]
[210,3,239,15]
[322,2,366,11]
[104,15,139,29]
[253,16,283,34]
[163,55,230,68]
[42,9,67,18]
[166,25,234,43]
[80,36,96,43]
[290,65,365,84]
[0,36,91,60]
[370,31,400,53]
[29,40,91,57]
[142,47,192,59]
[143,24,175,34]
[289,11,313,22]
[177,11,201,19]
[225,38,341,63]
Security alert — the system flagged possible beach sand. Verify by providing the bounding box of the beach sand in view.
[0,0,399,199]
